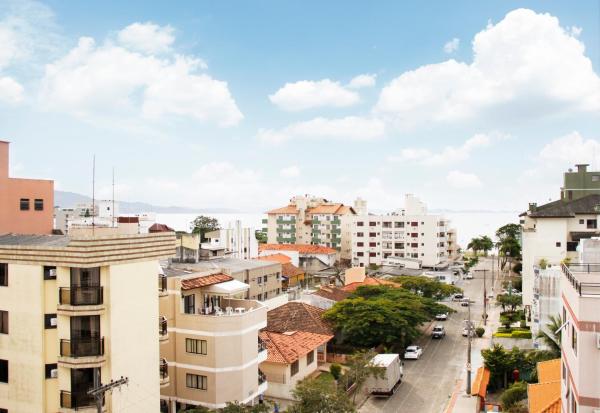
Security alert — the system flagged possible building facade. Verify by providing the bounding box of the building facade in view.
[351,195,452,268]
[264,195,357,260]
[0,232,176,413]
[203,220,258,260]
[0,141,53,235]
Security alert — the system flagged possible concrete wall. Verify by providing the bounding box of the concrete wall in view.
[261,350,319,400]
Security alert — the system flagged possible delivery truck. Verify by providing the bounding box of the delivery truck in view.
[365,354,403,397]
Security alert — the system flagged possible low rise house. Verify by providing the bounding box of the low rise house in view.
[301,285,350,310]
[527,359,561,413]
[255,254,305,290]
[259,244,337,274]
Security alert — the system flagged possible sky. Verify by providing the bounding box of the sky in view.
[1,0,599,213]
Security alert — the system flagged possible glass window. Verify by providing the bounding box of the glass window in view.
[0,359,7,383]
[356,232,364,237]
[43,266,57,280]
[572,325,577,355]
[45,363,57,379]
[291,360,299,376]
[186,338,207,355]
[0,264,6,286]
[34,199,44,211]
[19,198,29,211]
[307,350,314,365]
[184,295,195,314]
[357,221,364,226]
[0,311,7,334]
[44,314,57,329]
[186,373,207,390]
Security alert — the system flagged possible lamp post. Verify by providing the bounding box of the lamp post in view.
[466,301,472,395]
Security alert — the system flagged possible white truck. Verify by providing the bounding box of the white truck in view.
[365,354,403,397]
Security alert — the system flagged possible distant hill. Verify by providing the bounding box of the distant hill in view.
[54,190,239,214]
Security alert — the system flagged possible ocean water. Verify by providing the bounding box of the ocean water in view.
[156,211,519,248]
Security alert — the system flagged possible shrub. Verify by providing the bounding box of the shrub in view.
[475,327,485,337]
[539,258,548,269]
[512,330,532,339]
[500,381,528,410]
[497,327,513,334]
[512,263,522,275]
[493,332,512,338]
[330,363,342,381]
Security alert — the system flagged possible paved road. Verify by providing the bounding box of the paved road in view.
[359,259,494,413]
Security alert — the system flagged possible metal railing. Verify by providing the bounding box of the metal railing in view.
[59,286,103,306]
[159,317,167,336]
[60,336,104,358]
[159,275,167,293]
[258,337,267,353]
[258,369,267,385]
[561,263,600,296]
[160,360,169,380]
[60,390,95,409]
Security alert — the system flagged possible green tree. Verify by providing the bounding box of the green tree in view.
[288,377,356,413]
[496,294,522,312]
[255,230,267,244]
[496,224,521,242]
[500,381,528,411]
[342,350,385,404]
[330,363,342,381]
[219,402,270,413]
[536,314,562,357]
[467,237,484,256]
[480,235,494,256]
[482,344,513,389]
[392,275,461,299]
[190,215,220,242]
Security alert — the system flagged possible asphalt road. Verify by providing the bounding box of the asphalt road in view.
[359,260,492,413]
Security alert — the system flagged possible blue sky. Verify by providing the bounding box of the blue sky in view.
[1,0,599,212]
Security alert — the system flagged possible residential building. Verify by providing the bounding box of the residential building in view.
[527,359,561,413]
[446,228,460,260]
[264,195,357,259]
[159,268,268,411]
[259,244,337,274]
[561,163,600,201]
[204,220,258,260]
[259,302,333,406]
[54,200,119,234]
[0,231,176,413]
[559,238,600,413]
[0,140,53,235]
[351,194,452,268]
[301,286,349,310]
[255,254,305,290]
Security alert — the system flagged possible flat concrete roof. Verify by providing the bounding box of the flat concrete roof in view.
[169,257,279,274]
[0,233,71,247]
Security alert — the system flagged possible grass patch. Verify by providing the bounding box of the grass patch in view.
[315,371,335,385]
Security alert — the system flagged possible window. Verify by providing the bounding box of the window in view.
[0,311,6,334]
[562,362,566,382]
[184,294,195,314]
[411,222,418,227]
[394,242,403,249]
[394,222,404,228]
[571,325,577,355]
[556,242,561,247]
[0,264,7,286]
[186,338,207,355]
[307,350,314,365]
[19,198,29,211]
[411,243,418,248]
[357,242,364,247]
[43,266,56,280]
[579,219,585,224]
[264,292,268,299]
[369,252,376,257]
[0,408,6,413]
[0,359,7,383]
[44,314,57,329]
[257,277,262,284]
[186,373,207,390]
[369,222,376,226]
[369,232,376,237]
[356,252,364,257]
[291,360,299,376]
[587,219,597,229]
[45,363,57,379]
[257,293,263,301]
[369,242,376,247]
[263,275,268,283]
[357,222,364,227]
[34,199,44,211]
[593,175,600,182]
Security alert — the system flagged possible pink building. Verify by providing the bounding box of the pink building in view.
[0,140,54,235]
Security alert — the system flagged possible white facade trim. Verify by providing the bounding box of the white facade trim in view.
[165,357,262,373]
[167,320,267,337]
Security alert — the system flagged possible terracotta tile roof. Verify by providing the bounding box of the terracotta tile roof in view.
[265,302,334,336]
[282,262,304,278]
[536,358,561,383]
[181,273,233,290]
[528,381,561,413]
[471,367,490,398]
[255,253,291,264]
[307,204,356,215]
[539,398,561,413]
[148,223,174,232]
[259,330,333,364]
[313,286,350,302]
[259,243,337,255]
[342,277,401,292]
[266,205,299,214]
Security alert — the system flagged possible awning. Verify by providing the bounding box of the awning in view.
[203,279,249,295]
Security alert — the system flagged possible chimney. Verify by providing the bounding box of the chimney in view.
[576,164,589,173]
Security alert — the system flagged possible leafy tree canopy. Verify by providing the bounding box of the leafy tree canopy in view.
[288,377,356,413]
[496,224,521,242]
[190,215,220,241]
[392,275,461,299]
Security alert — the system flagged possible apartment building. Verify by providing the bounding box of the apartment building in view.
[264,195,357,260]
[351,195,452,268]
[447,228,460,260]
[259,244,337,275]
[0,140,53,235]
[558,238,600,413]
[0,231,176,413]
[203,220,258,260]
[159,268,268,411]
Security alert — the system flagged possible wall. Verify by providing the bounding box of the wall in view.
[261,350,319,400]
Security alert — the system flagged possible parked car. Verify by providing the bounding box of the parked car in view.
[460,298,470,307]
[452,293,464,301]
[432,325,446,339]
[462,320,475,337]
[464,273,474,280]
[366,354,404,397]
[435,312,448,321]
[403,345,423,360]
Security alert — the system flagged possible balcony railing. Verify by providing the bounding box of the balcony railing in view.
[561,263,600,296]
[59,286,103,306]
[258,369,267,385]
[60,336,105,358]
[159,317,168,336]
[60,390,95,409]
[159,274,167,293]
[258,337,267,353]
[160,360,169,380]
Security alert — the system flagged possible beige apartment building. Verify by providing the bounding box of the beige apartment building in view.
[0,231,175,413]
[264,195,357,260]
[159,268,268,411]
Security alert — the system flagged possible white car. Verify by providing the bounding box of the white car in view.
[462,327,475,337]
[464,273,474,280]
[404,345,423,360]
[435,313,448,321]
[460,298,470,307]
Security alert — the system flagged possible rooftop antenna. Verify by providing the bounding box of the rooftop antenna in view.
[92,154,96,235]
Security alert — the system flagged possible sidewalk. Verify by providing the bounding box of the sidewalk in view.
[443,380,478,413]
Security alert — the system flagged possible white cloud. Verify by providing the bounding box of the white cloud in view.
[446,170,482,188]
[257,116,385,143]
[39,32,242,126]
[539,131,600,165]
[0,76,24,103]
[280,165,300,178]
[388,132,507,165]
[269,79,360,111]
[570,26,582,37]
[348,74,376,89]
[375,9,600,127]
[117,22,175,54]
[443,37,460,53]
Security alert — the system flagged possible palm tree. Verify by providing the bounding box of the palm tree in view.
[480,235,494,256]
[536,314,562,357]
[468,237,484,256]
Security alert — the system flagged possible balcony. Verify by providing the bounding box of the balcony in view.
[332,218,341,225]
[60,390,96,410]
[258,369,267,385]
[258,337,268,362]
[59,336,105,367]
[159,274,168,297]
[160,359,170,387]
[276,217,296,225]
[159,316,169,342]
[58,286,104,314]
[561,263,600,296]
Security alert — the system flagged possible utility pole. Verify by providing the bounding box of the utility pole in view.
[476,269,488,326]
[88,376,129,413]
[466,301,472,395]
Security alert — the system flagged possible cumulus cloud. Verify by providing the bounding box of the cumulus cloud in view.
[269,79,360,111]
[39,28,242,126]
[0,76,24,103]
[446,170,482,188]
[375,9,600,127]
[539,131,600,165]
[257,116,385,143]
[443,38,460,53]
[280,165,300,178]
[388,132,508,165]
[117,22,175,54]
[348,74,377,89]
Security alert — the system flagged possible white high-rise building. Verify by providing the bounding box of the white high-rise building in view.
[204,220,258,259]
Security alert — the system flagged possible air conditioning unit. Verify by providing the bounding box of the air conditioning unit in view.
[50,317,57,327]
[50,369,58,378]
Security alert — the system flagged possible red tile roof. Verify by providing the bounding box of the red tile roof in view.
[342,277,400,292]
[313,286,350,302]
[528,381,561,413]
[255,253,291,264]
[260,330,333,364]
[307,204,356,215]
[265,302,333,336]
[471,367,490,398]
[259,243,337,255]
[181,273,233,290]
[148,223,174,232]
[281,262,304,278]
[266,205,298,214]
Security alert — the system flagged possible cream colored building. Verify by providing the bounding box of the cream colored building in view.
[159,268,268,411]
[0,231,175,413]
[265,195,357,260]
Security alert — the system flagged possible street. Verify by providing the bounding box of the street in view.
[360,258,495,413]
